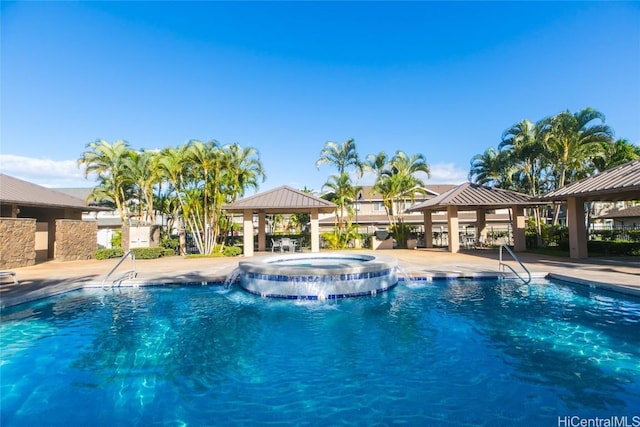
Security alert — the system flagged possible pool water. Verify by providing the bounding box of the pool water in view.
[1,279,639,426]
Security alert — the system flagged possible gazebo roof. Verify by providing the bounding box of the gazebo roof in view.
[406,182,537,212]
[539,160,640,202]
[222,185,337,214]
[0,173,104,211]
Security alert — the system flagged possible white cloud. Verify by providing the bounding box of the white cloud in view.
[428,162,468,184]
[0,154,96,188]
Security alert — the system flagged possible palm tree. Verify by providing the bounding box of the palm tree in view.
[538,107,614,224]
[322,172,359,229]
[499,120,545,196]
[124,149,160,224]
[593,138,640,171]
[374,151,430,247]
[499,120,548,245]
[78,139,132,223]
[364,151,388,183]
[469,147,512,188]
[224,143,266,200]
[315,138,363,176]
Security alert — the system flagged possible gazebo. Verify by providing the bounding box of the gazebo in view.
[222,185,337,257]
[406,182,540,253]
[539,160,640,259]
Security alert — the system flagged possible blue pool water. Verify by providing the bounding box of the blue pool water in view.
[1,279,639,426]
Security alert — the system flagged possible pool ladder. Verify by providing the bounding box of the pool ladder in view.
[101,250,137,288]
[499,244,531,284]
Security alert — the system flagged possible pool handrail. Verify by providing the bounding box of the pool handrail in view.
[101,249,137,288]
[499,244,531,284]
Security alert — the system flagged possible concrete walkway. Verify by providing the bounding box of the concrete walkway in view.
[2,248,639,308]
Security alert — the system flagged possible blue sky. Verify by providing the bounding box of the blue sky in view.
[1,1,639,193]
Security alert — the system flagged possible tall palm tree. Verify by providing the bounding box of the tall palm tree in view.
[593,138,640,171]
[468,147,512,188]
[183,139,223,254]
[364,151,388,184]
[78,139,132,223]
[538,107,613,224]
[499,120,547,245]
[315,138,363,176]
[499,120,545,197]
[322,172,360,229]
[374,151,430,247]
[224,143,266,200]
[539,108,613,191]
[124,149,160,224]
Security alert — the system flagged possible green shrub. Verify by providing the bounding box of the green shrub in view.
[587,241,640,256]
[130,247,171,259]
[161,235,180,254]
[110,230,122,248]
[223,245,242,257]
[96,248,125,260]
[628,230,640,242]
[185,244,242,258]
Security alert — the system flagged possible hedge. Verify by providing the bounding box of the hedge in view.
[559,240,640,256]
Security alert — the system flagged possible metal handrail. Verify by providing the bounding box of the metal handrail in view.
[101,249,136,288]
[499,244,531,284]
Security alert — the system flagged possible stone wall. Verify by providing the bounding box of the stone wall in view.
[55,220,97,261]
[0,218,36,269]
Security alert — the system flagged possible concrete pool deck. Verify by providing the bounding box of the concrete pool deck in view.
[1,248,639,308]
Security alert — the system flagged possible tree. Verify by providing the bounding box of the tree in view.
[78,139,132,224]
[322,172,361,230]
[593,138,640,171]
[499,120,547,245]
[499,120,545,196]
[468,147,512,188]
[124,149,160,224]
[315,138,363,176]
[538,108,614,224]
[374,151,430,247]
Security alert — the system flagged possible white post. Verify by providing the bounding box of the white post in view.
[243,210,254,257]
[447,206,459,253]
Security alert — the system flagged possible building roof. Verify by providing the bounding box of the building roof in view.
[222,185,337,214]
[406,182,537,212]
[0,174,103,211]
[332,184,457,201]
[319,211,512,226]
[539,160,640,202]
[55,187,92,201]
[598,206,640,219]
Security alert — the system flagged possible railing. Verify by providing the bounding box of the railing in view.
[101,250,137,288]
[499,244,531,285]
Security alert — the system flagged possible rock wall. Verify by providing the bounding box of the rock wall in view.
[55,220,97,261]
[0,218,36,269]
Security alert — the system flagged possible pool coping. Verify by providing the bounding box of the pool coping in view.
[2,269,638,310]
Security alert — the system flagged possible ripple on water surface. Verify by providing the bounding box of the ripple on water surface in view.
[1,279,639,426]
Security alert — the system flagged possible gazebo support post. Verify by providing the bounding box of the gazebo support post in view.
[447,206,459,253]
[512,205,526,252]
[257,212,266,252]
[423,210,433,248]
[567,196,588,259]
[242,210,254,257]
[310,210,320,252]
[476,208,487,246]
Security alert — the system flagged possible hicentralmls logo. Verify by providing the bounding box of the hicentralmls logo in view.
[558,416,640,427]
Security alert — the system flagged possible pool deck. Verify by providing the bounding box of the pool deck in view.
[1,248,639,308]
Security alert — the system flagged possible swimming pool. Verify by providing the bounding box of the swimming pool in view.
[1,278,639,426]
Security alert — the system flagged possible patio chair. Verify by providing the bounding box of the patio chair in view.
[280,238,294,252]
[271,238,283,252]
[0,271,19,285]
